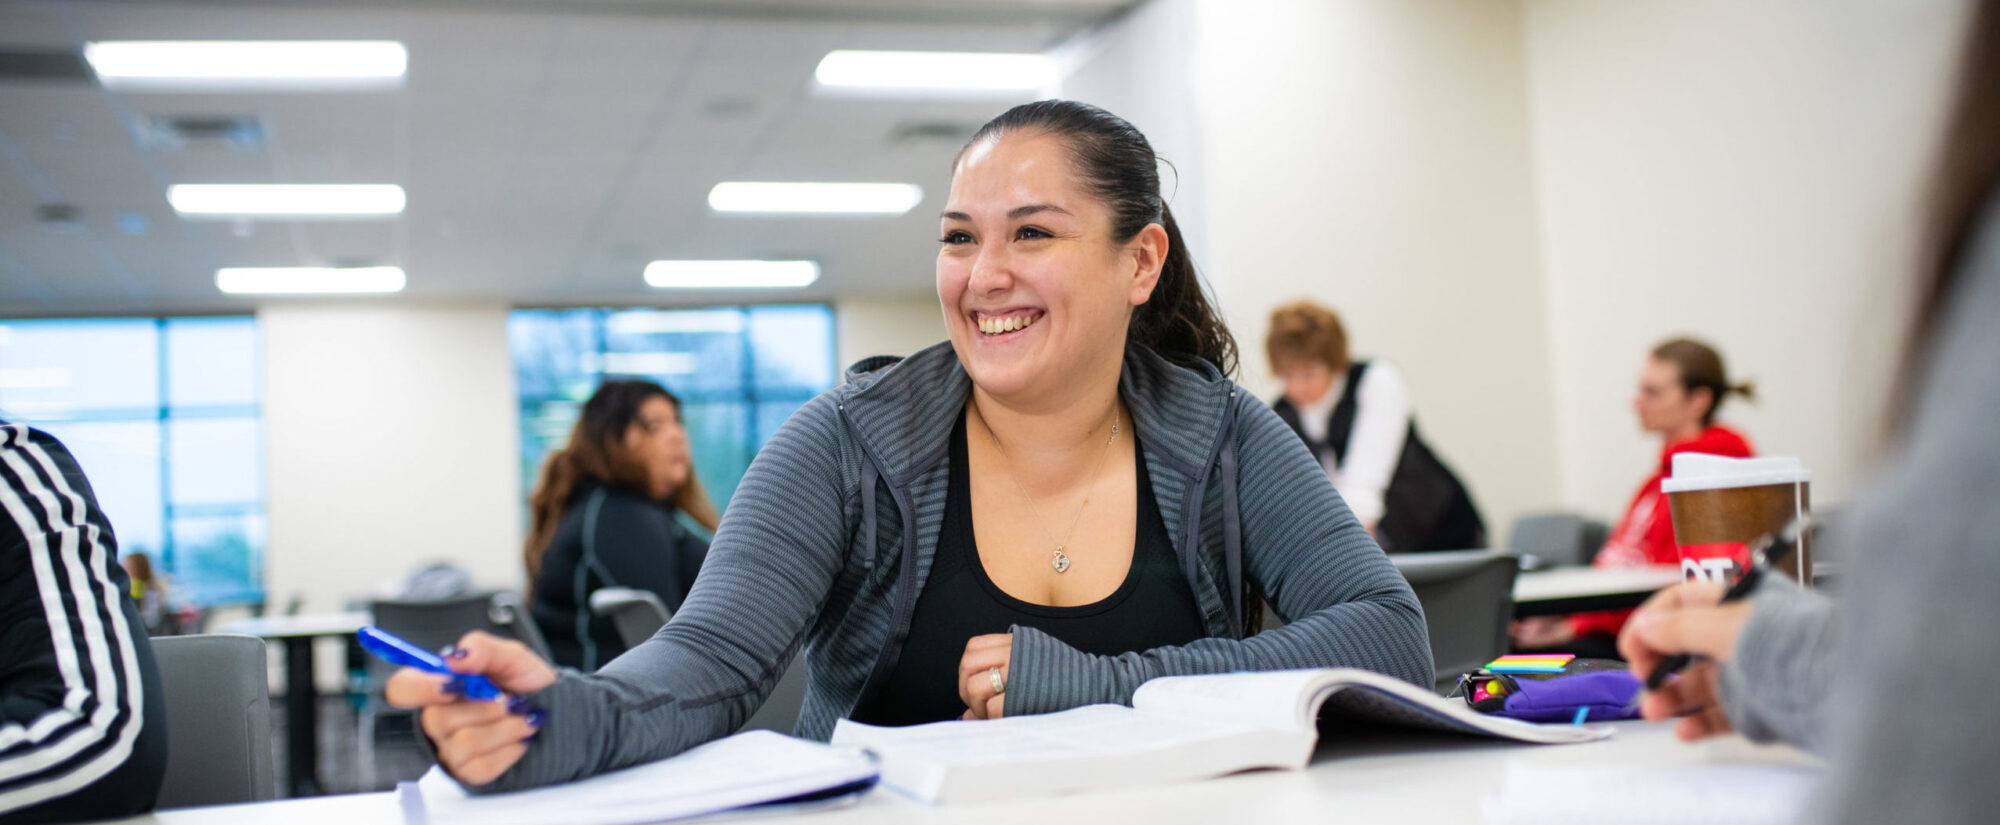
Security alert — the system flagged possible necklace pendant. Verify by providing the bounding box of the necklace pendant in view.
[1052,548,1071,574]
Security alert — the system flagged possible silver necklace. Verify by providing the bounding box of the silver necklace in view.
[976,403,1121,574]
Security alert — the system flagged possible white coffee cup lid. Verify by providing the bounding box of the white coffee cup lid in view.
[1661,453,1811,492]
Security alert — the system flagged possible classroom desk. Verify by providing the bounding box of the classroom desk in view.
[100,720,1813,824]
[213,611,372,797]
[1511,565,1681,617]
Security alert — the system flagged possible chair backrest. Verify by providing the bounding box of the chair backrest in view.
[152,634,274,808]
[588,587,672,649]
[1391,550,1521,693]
[1507,511,1606,568]
[737,653,810,736]
[369,591,552,670]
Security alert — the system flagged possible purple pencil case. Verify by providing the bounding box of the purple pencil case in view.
[1491,670,1642,723]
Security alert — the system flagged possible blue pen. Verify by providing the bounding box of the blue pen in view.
[358,626,503,701]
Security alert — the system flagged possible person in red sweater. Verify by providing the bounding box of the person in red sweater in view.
[1511,337,1755,659]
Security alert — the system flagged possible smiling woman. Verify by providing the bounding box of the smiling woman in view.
[387,100,1432,793]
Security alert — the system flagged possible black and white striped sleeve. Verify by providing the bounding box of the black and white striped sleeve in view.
[0,422,165,820]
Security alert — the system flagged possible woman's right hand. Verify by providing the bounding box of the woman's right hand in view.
[384,631,559,786]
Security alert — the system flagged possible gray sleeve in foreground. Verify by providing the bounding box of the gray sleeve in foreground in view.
[1717,576,1835,753]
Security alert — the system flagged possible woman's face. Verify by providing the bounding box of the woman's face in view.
[1632,357,1708,437]
[936,131,1164,403]
[1274,358,1338,409]
[623,395,691,499]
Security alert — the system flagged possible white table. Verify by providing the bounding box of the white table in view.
[99,721,1813,824]
[215,611,372,797]
[1511,565,1682,617]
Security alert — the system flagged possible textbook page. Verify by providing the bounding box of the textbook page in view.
[1134,668,1613,744]
[829,703,1313,804]
[406,730,878,825]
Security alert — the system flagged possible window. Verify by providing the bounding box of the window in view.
[0,317,265,607]
[510,306,837,518]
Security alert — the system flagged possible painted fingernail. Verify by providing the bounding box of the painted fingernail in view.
[506,695,532,715]
[439,679,464,697]
[525,710,549,729]
[441,646,470,660]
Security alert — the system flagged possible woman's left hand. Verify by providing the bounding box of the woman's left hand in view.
[957,633,1013,720]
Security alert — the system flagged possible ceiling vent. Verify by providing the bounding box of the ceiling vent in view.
[135,114,268,152]
[0,48,92,83]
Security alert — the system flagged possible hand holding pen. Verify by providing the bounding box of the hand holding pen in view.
[379,629,559,786]
[1615,516,1812,742]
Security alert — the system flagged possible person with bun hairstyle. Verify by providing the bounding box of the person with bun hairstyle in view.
[1265,300,1486,553]
[524,379,721,671]
[1511,337,1755,656]
[386,100,1430,792]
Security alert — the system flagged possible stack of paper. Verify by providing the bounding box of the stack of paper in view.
[402,730,878,825]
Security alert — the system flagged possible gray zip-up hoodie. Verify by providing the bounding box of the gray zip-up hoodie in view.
[476,341,1432,792]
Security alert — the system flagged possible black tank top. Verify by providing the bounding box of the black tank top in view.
[851,415,1207,726]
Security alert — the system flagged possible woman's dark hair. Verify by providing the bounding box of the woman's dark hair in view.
[1651,337,1755,428]
[523,380,719,593]
[1909,0,2000,426]
[959,100,1239,376]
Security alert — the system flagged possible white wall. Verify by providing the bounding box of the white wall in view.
[1524,0,1967,517]
[261,303,524,617]
[1063,0,1562,535]
[834,292,948,370]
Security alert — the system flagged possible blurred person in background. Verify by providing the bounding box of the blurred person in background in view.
[524,380,720,671]
[119,551,168,635]
[1512,337,1755,657]
[1265,300,1485,553]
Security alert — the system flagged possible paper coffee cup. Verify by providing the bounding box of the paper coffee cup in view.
[1661,454,1811,586]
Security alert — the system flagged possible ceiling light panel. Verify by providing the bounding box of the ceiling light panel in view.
[707,182,921,215]
[215,266,406,295]
[814,50,1055,97]
[169,184,406,219]
[85,41,408,92]
[643,260,820,289]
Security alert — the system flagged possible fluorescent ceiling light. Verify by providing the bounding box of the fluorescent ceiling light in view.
[707,182,921,215]
[814,50,1055,96]
[85,41,408,91]
[216,266,406,295]
[644,260,820,289]
[169,184,406,218]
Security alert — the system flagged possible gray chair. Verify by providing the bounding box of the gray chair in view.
[151,634,275,808]
[1507,511,1609,568]
[1390,550,1521,693]
[589,587,672,649]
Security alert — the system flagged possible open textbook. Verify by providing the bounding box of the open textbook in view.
[402,730,879,825]
[831,667,1612,804]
